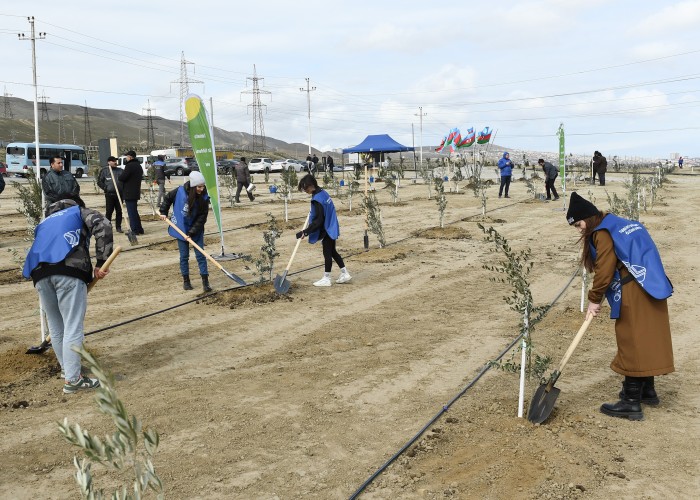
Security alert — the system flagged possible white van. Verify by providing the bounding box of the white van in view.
[117,154,152,175]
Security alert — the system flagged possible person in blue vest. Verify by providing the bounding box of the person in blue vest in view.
[497,151,513,198]
[296,174,351,287]
[159,171,211,292]
[23,195,114,394]
[566,192,674,421]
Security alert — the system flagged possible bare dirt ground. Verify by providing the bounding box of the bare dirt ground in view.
[0,171,698,499]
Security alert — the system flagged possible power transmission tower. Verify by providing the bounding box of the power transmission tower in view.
[241,64,271,153]
[414,107,427,167]
[39,90,51,121]
[170,51,202,146]
[299,78,316,155]
[139,99,161,150]
[83,101,92,146]
[3,86,13,119]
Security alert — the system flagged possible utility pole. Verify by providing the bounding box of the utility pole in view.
[39,90,51,121]
[414,106,427,168]
[139,99,161,150]
[241,64,271,154]
[171,52,202,146]
[83,101,92,146]
[299,77,316,155]
[3,86,14,119]
[18,16,46,206]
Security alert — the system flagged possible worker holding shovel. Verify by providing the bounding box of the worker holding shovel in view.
[22,195,113,394]
[159,171,212,292]
[566,192,674,421]
[296,174,351,287]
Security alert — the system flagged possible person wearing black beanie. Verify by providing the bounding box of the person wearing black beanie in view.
[567,192,674,421]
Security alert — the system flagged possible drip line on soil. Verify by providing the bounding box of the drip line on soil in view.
[74,199,526,337]
[348,267,580,500]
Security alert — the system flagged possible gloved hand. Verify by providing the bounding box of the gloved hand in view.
[296,231,304,239]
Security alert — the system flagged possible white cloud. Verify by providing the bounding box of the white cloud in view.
[628,0,700,35]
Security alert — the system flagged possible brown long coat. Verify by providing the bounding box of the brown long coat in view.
[589,230,674,377]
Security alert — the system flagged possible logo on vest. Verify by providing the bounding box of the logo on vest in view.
[63,229,81,248]
[623,261,647,285]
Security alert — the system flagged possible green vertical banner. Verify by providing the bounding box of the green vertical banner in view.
[185,94,222,235]
[557,123,565,194]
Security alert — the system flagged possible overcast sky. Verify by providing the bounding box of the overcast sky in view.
[2,0,699,158]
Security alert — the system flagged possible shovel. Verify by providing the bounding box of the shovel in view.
[527,313,594,424]
[163,218,246,286]
[273,212,311,294]
[26,246,122,355]
[108,165,138,245]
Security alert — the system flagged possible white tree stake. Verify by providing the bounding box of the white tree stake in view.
[517,299,529,418]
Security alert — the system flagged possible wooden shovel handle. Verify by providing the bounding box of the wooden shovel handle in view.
[556,313,594,375]
[284,212,311,272]
[163,217,226,272]
[87,246,122,292]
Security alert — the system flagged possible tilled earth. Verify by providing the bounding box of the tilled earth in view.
[0,172,698,499]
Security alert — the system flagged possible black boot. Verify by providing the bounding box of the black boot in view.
[619,376,660,405]
[602,377,644,420]
[201,274,212,293]
[183,275,194,291]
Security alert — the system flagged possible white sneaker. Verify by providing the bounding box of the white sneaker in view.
[313,276,332,287]
[336,271,352,284]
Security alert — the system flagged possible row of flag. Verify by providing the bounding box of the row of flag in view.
[435,126,492,153]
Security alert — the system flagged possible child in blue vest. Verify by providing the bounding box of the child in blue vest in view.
[296,174,351,287]
[567,192,674,421]
[159,171,212,292]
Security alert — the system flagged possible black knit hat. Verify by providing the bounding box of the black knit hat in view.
[566,192,600,225]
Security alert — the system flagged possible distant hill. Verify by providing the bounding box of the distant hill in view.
[0,96,321,158]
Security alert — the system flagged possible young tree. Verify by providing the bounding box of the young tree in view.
[361,190,385,248]
[434,177,447,228]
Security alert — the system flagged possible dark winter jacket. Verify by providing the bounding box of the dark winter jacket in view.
[153,160,166,182]
[234,161,251,184]
[542,161,558,181]
[160,181,209,237]
[42,168,80,205]
[29,199,114,285]
[97,165,124,195]
[592,153,607,174]
[118,158,144,201]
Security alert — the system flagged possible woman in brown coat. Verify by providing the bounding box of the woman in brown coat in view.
[567,192,674,420]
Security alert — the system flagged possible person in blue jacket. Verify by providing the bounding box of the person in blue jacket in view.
[23,195,113,394]
[296,174,351,287]
[567,192,674,420]
[497,151,513,198]
[159,171,211,292]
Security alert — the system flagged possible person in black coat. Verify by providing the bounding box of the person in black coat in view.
[538,159,560,201]
[118,150,144,235]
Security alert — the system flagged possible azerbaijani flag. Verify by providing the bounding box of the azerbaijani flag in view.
[435,137,446,152]
[184,94,223,235]
[457,127,475,148]
[477,126,492,144]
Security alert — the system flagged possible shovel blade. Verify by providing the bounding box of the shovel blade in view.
[26,341,51,355]
[527,383,561,424]
[126,229,139,246]
[273,271,288,292]
[275,277,291,295]
[224,269,247,286]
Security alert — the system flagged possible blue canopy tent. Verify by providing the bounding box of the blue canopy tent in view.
[342,134,415,170]
[342,134,414,154]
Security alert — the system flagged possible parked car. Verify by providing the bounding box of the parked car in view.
[248,157,275,173]
[272,158,306,172]
[0,161,7,176]
[217,159,239,175]
[164,157,199,176]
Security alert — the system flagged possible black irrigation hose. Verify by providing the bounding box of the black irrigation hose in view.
[348,267,580,500]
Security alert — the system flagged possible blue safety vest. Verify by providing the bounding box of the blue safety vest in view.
[23,205,84,279]
[168,186,208,241]
[308,189,339,244]
[590,214,673,319]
